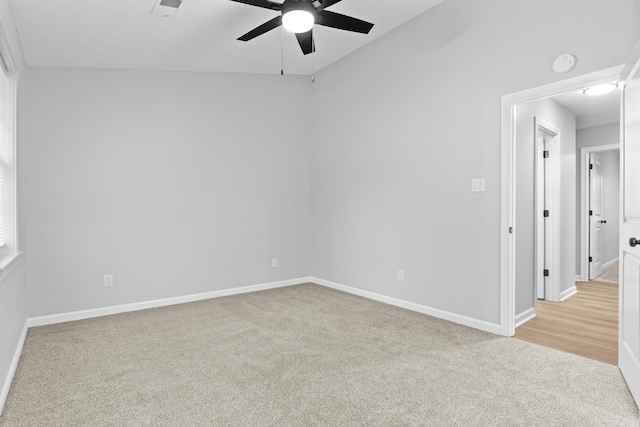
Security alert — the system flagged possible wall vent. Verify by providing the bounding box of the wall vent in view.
[151,0,182,18]
[160,0,182,8]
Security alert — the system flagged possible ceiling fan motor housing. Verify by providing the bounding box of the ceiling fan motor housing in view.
[281,0,316,16]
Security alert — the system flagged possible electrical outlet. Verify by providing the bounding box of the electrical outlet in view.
[104,274,113,287]
[397,270,404,282]
[272,258,278,268]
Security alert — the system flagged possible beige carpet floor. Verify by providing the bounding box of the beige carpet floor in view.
[1,283,638,426]
[595,262,619,284]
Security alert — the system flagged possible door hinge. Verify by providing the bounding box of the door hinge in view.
[509,226,513,234]
[589,210,593,216]
[590,163,593,170]
[543,269,549,277]
[543,210,549,217]
[589,256,593,262]
[543,150,549,158]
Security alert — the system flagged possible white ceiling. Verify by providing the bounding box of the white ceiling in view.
[551,83,621,130]
[9,0,443,75]
[9,0,621,128]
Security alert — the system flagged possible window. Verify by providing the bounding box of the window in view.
[0,49,16,269]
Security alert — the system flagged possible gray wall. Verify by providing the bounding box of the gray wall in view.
[575,123,621,274]
[0,0,27,410]
[514,99,576,316]
[24,69,312,317]
[310,0,636,325]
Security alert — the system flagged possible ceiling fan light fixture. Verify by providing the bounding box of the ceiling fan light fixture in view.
[282,10,314,33]
[583,83,618,96]
[232,0,374,55]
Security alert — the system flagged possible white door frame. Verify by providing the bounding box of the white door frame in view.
[534,119,561,302]
[500,65,624,336]
[579,144,620,282]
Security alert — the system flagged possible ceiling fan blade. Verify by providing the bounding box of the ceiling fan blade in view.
[229,0,281,11]
[295,29,315,55]
[316,10,374,34]
[238,16,283,41]
[316,0,342,11]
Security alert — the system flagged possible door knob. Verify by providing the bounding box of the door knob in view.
[631,237,640,247]
[600,220,607,224]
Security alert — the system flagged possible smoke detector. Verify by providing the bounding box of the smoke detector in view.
[151,0,182,18]
[552,54,576,74]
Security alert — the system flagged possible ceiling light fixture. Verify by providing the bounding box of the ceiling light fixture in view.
[282,2,315,34]
[583,83,618,96]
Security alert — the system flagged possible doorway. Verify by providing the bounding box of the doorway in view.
[500,65,624,337]
[590,152,605,279]
[503,68,622,366]
[579,145,620,283]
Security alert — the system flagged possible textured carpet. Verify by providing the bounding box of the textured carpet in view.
[595,262,619,284]
[1,283,638,426]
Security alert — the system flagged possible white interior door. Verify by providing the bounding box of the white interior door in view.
[620,57,640,407]
[589,153,603,279]
[535,136,546,299]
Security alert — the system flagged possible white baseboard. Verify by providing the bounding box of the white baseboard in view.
[0,322,27,416]
[575,275,581,282]
[27,274,502,335]
[602,258,619,270]
[310,277,501,335]
[515,307,536,328]
[560,285,578,301]
[28,277,312,328]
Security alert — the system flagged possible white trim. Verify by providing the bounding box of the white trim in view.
[500,83,517,336]
[27,275,502,334]
[0,6,16,75]
[602,257,619,270]
[580,144,620,282]
[515,307,536,328]
[500,65,624,337]
[0,252,20,283]
[28,277,311,327]
[0,56,18,269]
[575,275,581,281]
[560,286,577,301]
[311,277,501,335]
[0,322,27,416]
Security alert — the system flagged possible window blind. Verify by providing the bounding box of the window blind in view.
[0,66,15,250]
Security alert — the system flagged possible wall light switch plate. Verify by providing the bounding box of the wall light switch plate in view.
[472,178,485,192]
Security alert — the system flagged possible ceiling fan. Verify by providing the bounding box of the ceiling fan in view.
[230,0,374,55]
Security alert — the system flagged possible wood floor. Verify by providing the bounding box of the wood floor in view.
[514,281,618,365]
